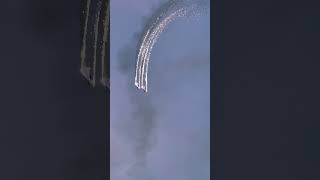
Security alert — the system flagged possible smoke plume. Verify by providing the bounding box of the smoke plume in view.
[114,0,209,180]
[116,35,156,180]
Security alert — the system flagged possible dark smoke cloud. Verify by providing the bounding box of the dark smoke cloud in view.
[116,34,157,180]
[114,1,209,180]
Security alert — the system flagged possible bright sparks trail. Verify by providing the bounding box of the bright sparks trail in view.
[134,0,208,92]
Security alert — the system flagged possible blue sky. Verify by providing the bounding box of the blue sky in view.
[110,0,210,180]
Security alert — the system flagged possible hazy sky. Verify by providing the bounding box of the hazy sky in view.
[110,0,210,180]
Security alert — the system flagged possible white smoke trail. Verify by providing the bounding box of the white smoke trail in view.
[134,0,208,92]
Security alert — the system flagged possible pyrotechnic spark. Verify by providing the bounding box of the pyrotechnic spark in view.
[134,0,207,92]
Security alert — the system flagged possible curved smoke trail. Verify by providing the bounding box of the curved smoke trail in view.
[135,0,208,92]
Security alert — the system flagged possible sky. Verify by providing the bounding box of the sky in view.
[110,0,210,180]
[2,1,320,180]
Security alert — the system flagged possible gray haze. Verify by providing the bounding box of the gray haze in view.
[111,0,210,180]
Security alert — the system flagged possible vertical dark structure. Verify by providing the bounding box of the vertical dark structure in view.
[0,0,109,179]
[81,0,110,89]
